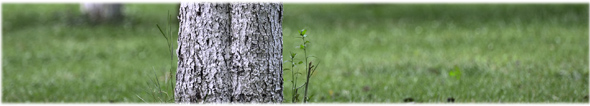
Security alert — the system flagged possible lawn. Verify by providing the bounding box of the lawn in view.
[2,3,589,103]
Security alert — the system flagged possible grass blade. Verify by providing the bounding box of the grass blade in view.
[136,94,147,103]
[156,24,169,41]
[147,81,156,102]
[311,61,321,76]
[152,67,163,102]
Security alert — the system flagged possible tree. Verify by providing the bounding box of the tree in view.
[79,3,124,23]
[175,3,283,103]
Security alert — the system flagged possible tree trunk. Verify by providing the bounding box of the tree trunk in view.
[80,3,123,23]
[175,3,283,103]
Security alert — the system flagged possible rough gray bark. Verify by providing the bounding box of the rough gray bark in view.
[175,3,283,103]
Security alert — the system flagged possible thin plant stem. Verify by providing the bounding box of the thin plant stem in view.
[302,37,310,103]
[291,54,297,103]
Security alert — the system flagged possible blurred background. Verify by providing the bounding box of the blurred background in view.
[2,3,588,103]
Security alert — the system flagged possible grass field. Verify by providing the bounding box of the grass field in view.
[2,3,589,103]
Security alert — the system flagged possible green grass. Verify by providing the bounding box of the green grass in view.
[281,4,589,103]
[2,3,179,103]
[2,3,589,103]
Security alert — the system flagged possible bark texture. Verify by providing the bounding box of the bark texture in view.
[175,3,283,103]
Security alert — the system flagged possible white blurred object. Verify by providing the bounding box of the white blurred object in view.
[80,3,123,22]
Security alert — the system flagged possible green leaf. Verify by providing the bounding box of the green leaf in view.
[449,66,462,80]
[294,93,301,102]
[302,29,307,35]
[290,53,297,58]
[283,68,290,71]
[308,94,315,101]
[304,41,310,44]
[299,29,307,36]
[300,44,305,49]
[298,61,303,65]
